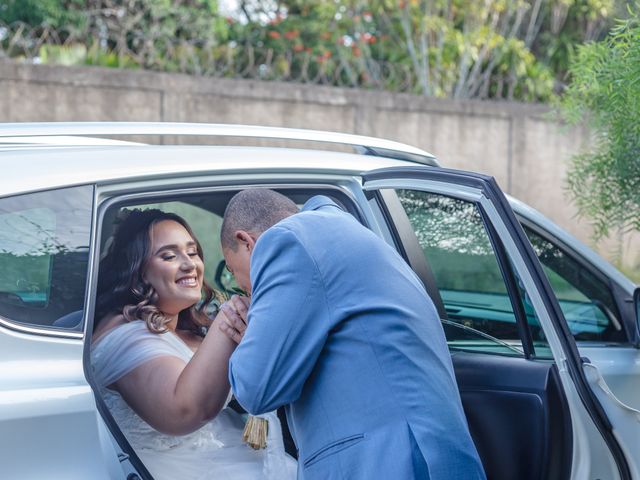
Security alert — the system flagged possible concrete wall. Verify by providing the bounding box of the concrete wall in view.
[0,60,637,271]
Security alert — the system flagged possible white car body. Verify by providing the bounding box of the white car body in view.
[0,123,638,480]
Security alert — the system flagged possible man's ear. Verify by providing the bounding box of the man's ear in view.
[234,230,258,252]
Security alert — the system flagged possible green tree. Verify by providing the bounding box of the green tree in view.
[78,0,226,70]
[0,0,85,30]
[232,0,616,101]
[1,0,64,27]
[559,6,640,239]
[0,0,622,102]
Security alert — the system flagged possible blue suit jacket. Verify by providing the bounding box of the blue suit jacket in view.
[229,196,485,480]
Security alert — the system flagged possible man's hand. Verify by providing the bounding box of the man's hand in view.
[217,295,250,344]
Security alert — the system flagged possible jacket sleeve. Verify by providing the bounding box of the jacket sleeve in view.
[228,226,331,415]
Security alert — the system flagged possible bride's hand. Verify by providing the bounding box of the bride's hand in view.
[217,295,250,344]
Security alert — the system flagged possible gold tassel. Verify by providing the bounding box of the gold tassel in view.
[242,415,268,450]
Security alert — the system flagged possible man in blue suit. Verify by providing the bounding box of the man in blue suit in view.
[221,189,485,480]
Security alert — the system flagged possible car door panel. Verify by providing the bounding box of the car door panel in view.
[364,181,573,478]
[362,166,631,480]
[452,351,572,480]
[578,346,640,410]
[0,184,134,478]
[582,363,640,480]
[0,326,123,479]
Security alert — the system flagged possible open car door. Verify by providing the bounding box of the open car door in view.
[362,166,635,480]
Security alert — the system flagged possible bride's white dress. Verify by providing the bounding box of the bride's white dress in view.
[91,321,297,480]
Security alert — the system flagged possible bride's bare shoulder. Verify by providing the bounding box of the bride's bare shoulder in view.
[93,313,128,343]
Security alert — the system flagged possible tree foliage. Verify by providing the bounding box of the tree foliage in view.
[559,6,640,238]
[0,0,621,102]
[0,0,84,29]
[230,0,616,101]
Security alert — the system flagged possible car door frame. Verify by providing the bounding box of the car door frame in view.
[83,175,372,479]
[0,184,136,479]
[361,165,633,480]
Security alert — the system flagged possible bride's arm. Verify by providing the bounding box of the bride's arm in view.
[112,300,246,436]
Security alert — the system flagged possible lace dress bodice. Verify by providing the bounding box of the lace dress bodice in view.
[101,388,231,451]
[91,321,296,480]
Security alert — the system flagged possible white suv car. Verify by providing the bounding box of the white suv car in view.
[0,123,638,480]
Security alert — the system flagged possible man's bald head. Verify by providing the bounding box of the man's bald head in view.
[221,189,299,252]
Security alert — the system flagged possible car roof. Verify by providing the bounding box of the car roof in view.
[0,122,437,160]
[0,145,418,197]
[0,135,145,150]
[0,122,438,197]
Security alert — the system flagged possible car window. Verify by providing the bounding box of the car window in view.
[112,190,357,301]
[523,225,625,342]
[509,261,553,359]
[0,186,93,331]
[395,189,547,357]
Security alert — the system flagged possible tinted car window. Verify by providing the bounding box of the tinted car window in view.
[113,189,356,301]
[0,186,93,331]
[396,189,543,356]
[523,225,625,342]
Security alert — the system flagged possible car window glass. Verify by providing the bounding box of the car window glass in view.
[126,191,354,300]
[0,186,93,331]
[0,208,55,303]
[396,189,530,356]
[523,226,624,342]
[509,261,553,359]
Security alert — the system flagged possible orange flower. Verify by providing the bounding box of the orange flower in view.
[293,44,304,52]
[320,32,331,40]
[268,31,281,39]
[352,46,361,57]
[284,30,299,40]
[316,51,332,63]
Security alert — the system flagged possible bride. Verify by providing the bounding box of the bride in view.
[91,208,296,480]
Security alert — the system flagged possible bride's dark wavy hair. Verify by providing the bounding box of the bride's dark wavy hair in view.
[95,208,220,334]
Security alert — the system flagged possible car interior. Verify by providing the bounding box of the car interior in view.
[88,185,574,480]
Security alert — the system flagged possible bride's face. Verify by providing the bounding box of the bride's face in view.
[143,220,204,316]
